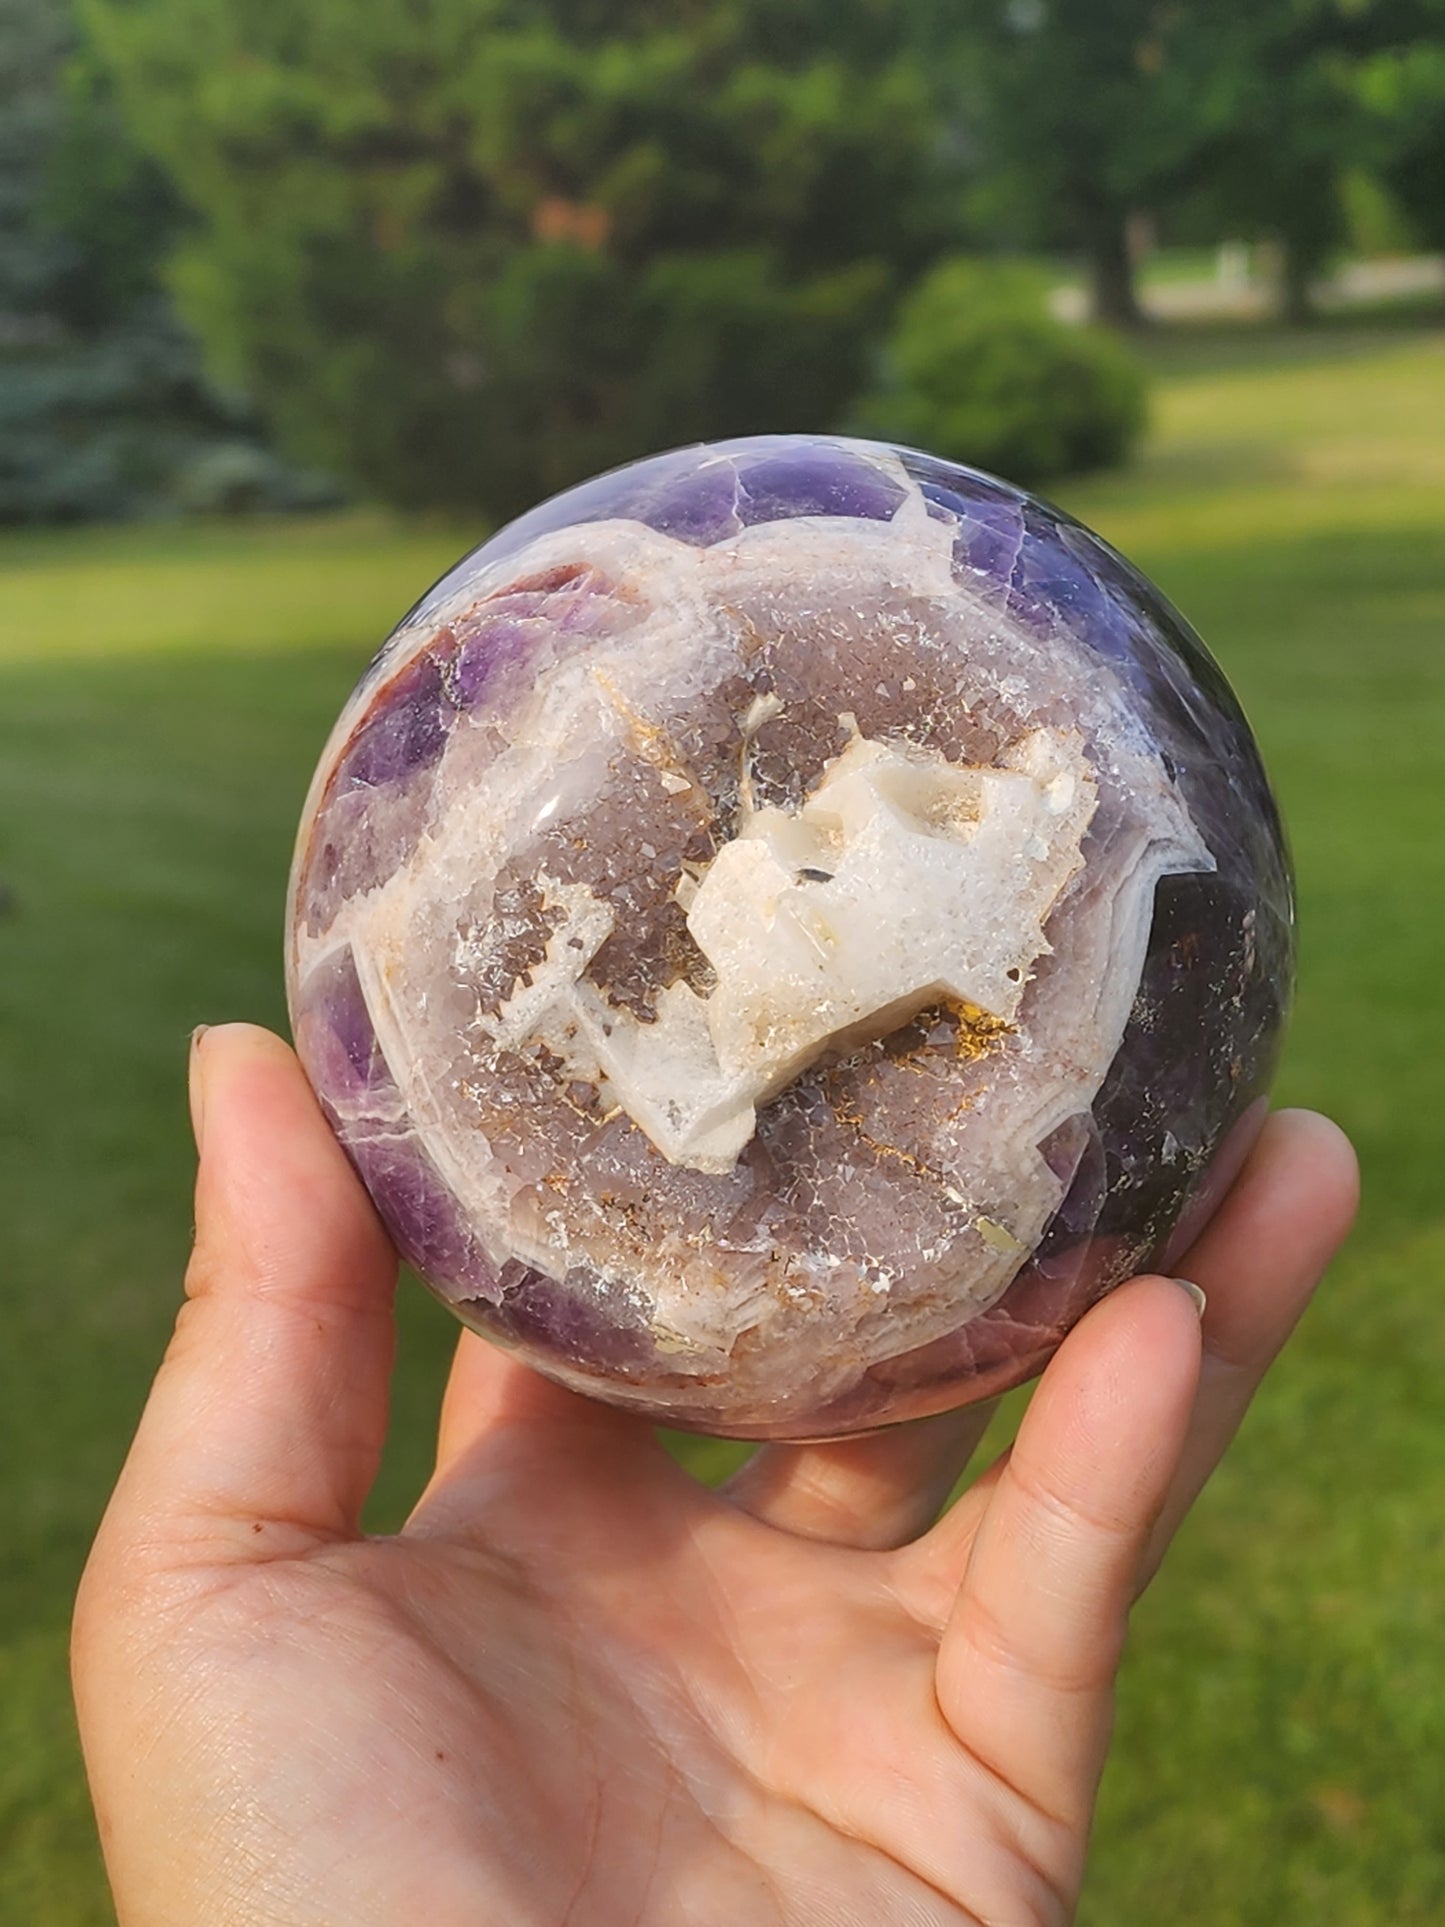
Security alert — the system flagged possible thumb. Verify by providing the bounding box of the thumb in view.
[97,1023,398,1567]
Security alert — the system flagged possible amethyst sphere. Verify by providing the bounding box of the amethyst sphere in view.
[287,436,1291,1440]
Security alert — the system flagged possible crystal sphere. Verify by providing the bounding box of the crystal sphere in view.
[287,436,1291,1440]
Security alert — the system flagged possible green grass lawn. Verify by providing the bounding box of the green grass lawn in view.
[3,322,1443,1922]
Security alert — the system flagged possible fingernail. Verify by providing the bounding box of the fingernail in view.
[188,1026,211,1150]
[1171,1277,1207,1318]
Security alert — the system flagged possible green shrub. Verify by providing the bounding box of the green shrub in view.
[853,259,1148,486]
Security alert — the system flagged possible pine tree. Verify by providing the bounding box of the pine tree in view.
[85,0,955,517]
[0,0,331,521]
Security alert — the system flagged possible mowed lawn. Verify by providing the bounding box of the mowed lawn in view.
[2,322,1442,1923]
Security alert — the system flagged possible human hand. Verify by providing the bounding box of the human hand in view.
[73,1024,1357,1926]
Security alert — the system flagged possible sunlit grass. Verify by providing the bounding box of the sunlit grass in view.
[1065,326,1445,1925]
[0,511,475,668]
[2,319,1442,1922]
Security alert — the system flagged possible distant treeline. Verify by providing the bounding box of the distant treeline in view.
[4,0,1443,522]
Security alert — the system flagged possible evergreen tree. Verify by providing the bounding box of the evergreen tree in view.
[0,0,327,521]
[85,0,955,517]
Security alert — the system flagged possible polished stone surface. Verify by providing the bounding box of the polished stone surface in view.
[288,437,1292,1438]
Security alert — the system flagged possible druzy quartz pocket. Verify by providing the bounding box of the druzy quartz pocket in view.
[287,436,1291,1439]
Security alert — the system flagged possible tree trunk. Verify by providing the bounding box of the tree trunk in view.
[1278,235,1317,326]
[1083,216,1146,330]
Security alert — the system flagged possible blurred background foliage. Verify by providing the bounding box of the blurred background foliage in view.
[2,1,1445,1922]
[1,0,1442,519]
[77,0,955,518]
[0,0,337,518]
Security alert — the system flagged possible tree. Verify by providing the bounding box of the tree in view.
[1365,30,1445,285]
[937,1,1214,329]
[0,0,325,520]
[84,0,956,518]
[936,0,1432,329]
[1142,0,1436,323]
[1173,0,1430,324]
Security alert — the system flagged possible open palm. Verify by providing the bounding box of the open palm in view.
[74,1026,1357,1926]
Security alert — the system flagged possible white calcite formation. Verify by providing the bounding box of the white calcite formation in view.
[480,720,1097,1176]
[289,444,1239,1435]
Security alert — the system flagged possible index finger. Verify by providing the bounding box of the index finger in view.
[933,1274,1204,1829]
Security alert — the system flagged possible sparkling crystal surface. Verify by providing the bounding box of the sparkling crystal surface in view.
[287,436,1292,1440]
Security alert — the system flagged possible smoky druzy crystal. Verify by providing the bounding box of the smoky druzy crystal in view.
[287,436,1292,1440]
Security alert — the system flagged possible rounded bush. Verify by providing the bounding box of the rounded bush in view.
[854,259,1148,486]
